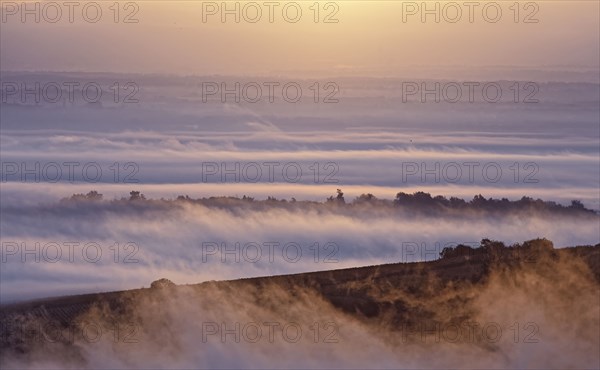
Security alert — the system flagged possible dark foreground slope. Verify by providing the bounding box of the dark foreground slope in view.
[1,240,599,369]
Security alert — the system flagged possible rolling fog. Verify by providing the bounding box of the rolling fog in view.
[1,73,598,302]
[1,195,598,302]
[1,241,598,369]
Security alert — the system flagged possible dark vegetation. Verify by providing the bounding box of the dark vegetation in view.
[2,240,598,352]
[60,190,598,217]
[150,278,176,290]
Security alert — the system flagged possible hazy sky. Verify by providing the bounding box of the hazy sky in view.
[1,1,599,77]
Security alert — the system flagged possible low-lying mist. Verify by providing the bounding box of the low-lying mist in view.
[1,241,598,369]
[1,192,598,302]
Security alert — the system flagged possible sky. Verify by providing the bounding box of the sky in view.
[1,1,599,77]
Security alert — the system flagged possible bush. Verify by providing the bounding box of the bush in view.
[150,278,176,290]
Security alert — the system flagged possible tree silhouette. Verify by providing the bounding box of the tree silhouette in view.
[336,189,345,203]
[327,189,346,204]
[356,193,376,202]
[129,191,146,201]
[85,191,103,201]
[570,200,585,209]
